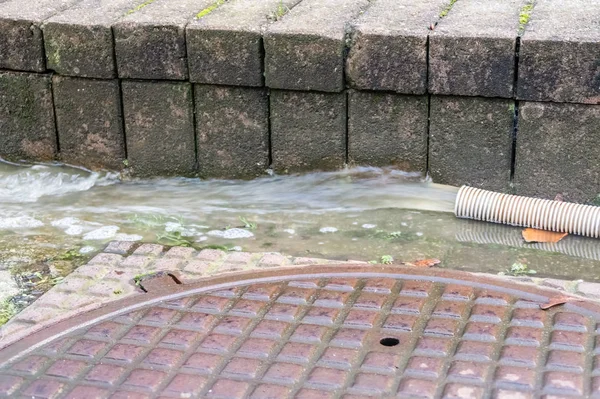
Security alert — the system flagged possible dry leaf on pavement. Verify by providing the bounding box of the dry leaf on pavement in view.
[402,258,441,268]
[539,295,584,310]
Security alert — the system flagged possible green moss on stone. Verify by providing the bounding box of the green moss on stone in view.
[125,0,157,16]
[439,0,458,18]
[518,1,535,35]
[197,0,227,18]
[46,39,61,68]
[268,0,289,22]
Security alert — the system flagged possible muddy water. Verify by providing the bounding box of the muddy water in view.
[1,161,600,315]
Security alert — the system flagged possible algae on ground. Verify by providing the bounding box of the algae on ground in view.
[197,0,227,18]
[125,0,158,16]
[518,0,535,35]
[439,0,458,18]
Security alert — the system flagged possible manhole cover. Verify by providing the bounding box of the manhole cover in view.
[1,265,599,398]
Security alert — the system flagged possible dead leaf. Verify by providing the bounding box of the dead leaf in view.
[554,193,564,202]
[540,295,584,310]
[403,258,441,268]
[522,228,567,243]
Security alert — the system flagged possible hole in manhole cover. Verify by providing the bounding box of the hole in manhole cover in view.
[379,337,400,347]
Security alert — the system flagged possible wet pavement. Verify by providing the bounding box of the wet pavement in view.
[2,246,600,398]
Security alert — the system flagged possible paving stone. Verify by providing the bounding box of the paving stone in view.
[195,85,269,178]
[187,0,302,86]
[517,0,600,104]
[133,244,164,257]
[88,253,124,266]
[164,247,196,259]
[0,71,56,162]
[346,0,446,94]
[114,0,213,80]
[271,90,346,173]
[183,260,212,275]
[0,0,82,72]
[122,81,196,177]
[576,282,600,298]
[43,0,150,78]
[348,91,427,171]
[120,255,153,269]
[429,0,526,98]
[264,0,370,92]
[105,241,137,255]
[514,101,600,203]
[429,96,513,192]
[259,253,290,267]
[196,249,226,262]
[52,76,125,170]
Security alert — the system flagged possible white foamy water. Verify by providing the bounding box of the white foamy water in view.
[0,161,117,204]
[1,160,600,282]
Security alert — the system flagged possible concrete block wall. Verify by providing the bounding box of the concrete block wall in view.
[0,0,599,202]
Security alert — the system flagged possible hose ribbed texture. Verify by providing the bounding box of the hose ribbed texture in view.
[455,186,600,238]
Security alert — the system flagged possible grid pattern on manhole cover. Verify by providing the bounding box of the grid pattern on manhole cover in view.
[0,273,599,398]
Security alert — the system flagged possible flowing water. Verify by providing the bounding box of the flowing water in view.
[1,161,600,317]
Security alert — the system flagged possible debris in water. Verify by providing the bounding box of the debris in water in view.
[114,233,143,242]
[79,246,96,254]
[522,228,568,243]
[207,228,254,239]
[362,224,377,229]
[319,227,338,233]
[83,226,119,240]
[0,216,44,229]
[65,225,84,236]
[283,229,295,235]
[51,217,81,228]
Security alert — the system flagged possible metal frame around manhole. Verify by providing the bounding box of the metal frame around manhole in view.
[1,264,599,398]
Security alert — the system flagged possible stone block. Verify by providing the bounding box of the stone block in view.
[346,0,446,94]
[0,71,56,161]
[517,0,600,104]
[429,0,526,98]
[43,0,150,78]
[514,101,600,203]
[122,81,196,177]
[52,76,125,170]
[348,91,428,171]
[195,85,269,178]
[264,0,370,92]
[187,0,302,86]
[429,96,513,191]
[105,241,137,255]
[0,0,82,72]
[270,90,346,172]
[114,0,213,80]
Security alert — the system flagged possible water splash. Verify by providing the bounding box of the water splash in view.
[0,161,118,204]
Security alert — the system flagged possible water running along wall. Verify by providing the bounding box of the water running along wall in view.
[0,0,599,202]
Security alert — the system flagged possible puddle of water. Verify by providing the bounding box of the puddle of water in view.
[1,160,599,314]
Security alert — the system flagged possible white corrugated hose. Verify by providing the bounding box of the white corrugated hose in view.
[454,186,600,238]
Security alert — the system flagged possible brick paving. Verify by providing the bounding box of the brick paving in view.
[2,241,600,354]
[0,242,356,349]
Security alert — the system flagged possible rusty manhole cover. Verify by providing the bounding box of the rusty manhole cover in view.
[1,265,599,398]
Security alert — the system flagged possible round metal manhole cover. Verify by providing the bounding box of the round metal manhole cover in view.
[1,265,600,398]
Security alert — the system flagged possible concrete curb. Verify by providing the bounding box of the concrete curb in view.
[0,0,598,200]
